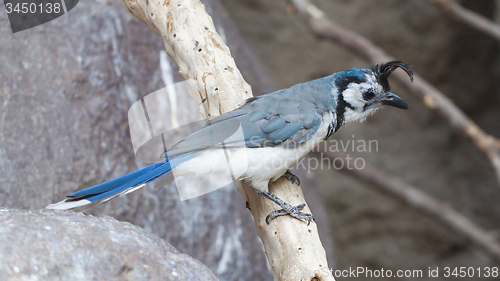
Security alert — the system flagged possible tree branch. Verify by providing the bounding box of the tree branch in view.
[288,0,500,185]
[426,0,500,42]
[122,0,334,279]
[322,151,500,263]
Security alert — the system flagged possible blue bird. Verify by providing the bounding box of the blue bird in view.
[47,61,413,225]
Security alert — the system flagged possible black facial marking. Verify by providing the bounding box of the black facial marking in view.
[362,90,375,101]
[345,102,355,110]
[333,93,349,134]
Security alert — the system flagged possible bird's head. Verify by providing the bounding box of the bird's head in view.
[333,61,413,126]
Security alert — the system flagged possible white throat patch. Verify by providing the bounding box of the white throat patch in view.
[341,74,383,124]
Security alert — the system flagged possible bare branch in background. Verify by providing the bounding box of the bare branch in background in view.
[322,151,500,263]
[288,0,500,185]
[122,0,334,279]
[426,0,500,42]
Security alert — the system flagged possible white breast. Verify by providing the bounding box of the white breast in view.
[173,112,334,192]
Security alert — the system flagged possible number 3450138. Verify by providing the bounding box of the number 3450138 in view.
[5,2,62,14]
[444,267,498,278]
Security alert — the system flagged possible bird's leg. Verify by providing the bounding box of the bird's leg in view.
[256,190,315,225]
[283,170,300,186]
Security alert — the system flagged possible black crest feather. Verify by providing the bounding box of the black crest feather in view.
[371,61,413,91]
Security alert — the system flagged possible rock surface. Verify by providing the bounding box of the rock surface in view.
[0,209,218,281]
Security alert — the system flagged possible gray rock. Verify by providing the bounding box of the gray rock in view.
[0,209,218,281]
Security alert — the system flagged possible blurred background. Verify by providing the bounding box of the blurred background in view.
[1,0,499,280]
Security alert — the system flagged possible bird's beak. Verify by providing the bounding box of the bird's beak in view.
[381,92,409,110]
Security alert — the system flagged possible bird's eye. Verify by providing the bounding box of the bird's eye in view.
[363,90,375,100]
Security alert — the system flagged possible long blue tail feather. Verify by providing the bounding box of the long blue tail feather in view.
[68,161,168,199]
[47,155,186,210]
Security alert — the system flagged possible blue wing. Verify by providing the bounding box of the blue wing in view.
[163,95,325,158]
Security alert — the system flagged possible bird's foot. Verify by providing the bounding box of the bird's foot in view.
[256,190,314,225]
[266,203,315,225]
[283,170,300,186]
